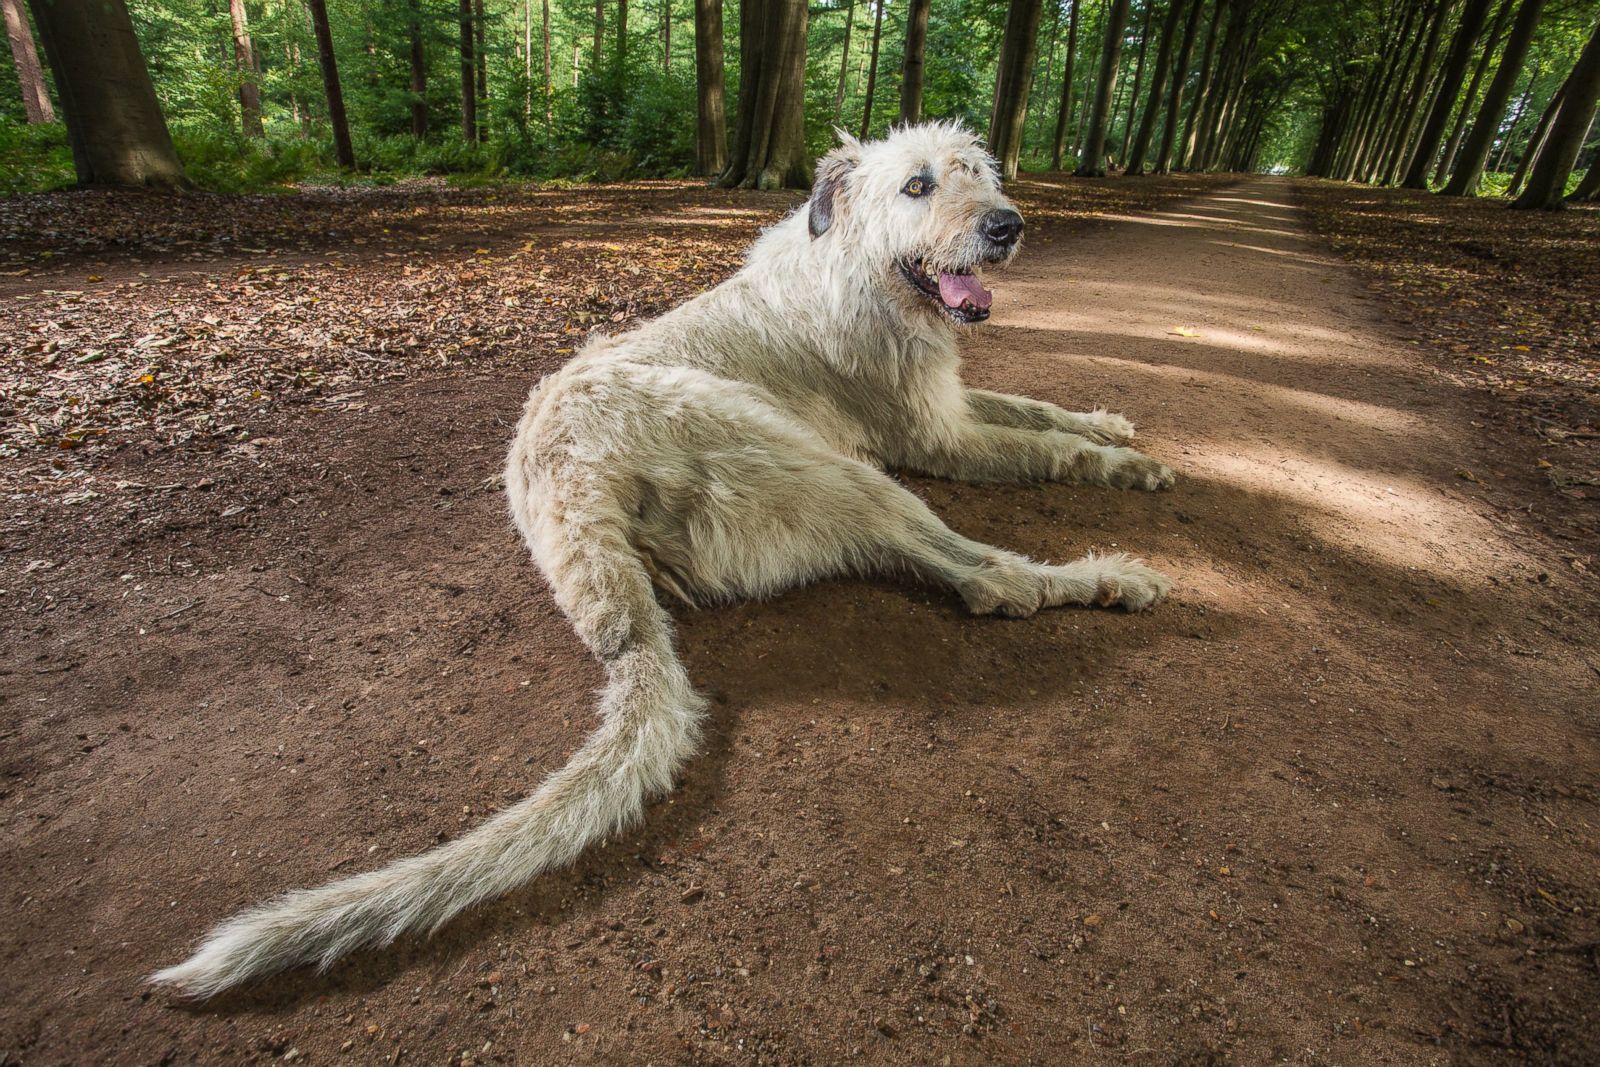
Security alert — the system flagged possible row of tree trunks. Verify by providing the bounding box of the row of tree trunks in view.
[3,0,53,123]
[1442,0,1546,195]
[1117,0,1155,165]
[1126,0,1187,174]
[1152,0,1202,173]
[1435,0,1515,183]
[987,0,1043,180]
[1514,15,1600,208]
[1401,0,1495,188]
[227,0,263,137]
[1048,0,1081,170]
[1075,0,1130,177]
[858,0,885,139]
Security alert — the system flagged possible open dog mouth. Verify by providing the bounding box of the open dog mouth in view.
[899,259,993,323]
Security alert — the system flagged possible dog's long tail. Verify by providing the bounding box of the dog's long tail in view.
[150,497,706,998]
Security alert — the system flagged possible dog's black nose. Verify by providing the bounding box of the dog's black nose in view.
[981,209,1025,246]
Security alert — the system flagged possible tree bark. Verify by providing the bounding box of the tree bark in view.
[542,0,552,120]
[303,0,355,166]
[3,0,52,122]
[475,0,487,113]
[460,0,477,140]
[1153,0,1201,172]
[1403,0,1494,187]
[1180,0,1223,168]
[720,0,810,189]
[694,0,727,174]
[226,0,263,137]
[410,1,428,138]
[1443,0,1546,196]
[1127,0,1186,174]
[833,0,855,123]
[617,0,629,69]
[1514,16,1600,209]
[1375,0,1447,185]
[1049,0,1081,169]
[1076,0,1130,175]
[899,0,929,124]
[1435,0,1513,182]
[1119,0,1156,165]
[859,0,885,138]
[987,0,1043,178]
[594,0,605,69]
[26,0,187,186]
[662,0,671,69]
[1507,78,1565,194]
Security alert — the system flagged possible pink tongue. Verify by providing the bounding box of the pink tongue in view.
[938,272,992,310]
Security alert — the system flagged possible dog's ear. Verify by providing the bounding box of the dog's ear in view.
[808,139,861,239]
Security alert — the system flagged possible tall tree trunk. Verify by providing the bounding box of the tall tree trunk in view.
[227,0,263,137]
[859,0,885,138]
[833,0,855,123]
[1514,17,1600,209]
[1568,137,1600,199]
[1436,0,1513,182]
[1153,0,1201,172]
[1349,0,1420,181]
[1191,0,1243,170]
[1507,78,1565,194]
[899,0,929,123]
[720,0,809,189]
[475,0,487,115]
[663,0,671,69]
[1180,0,1223,167]
[1119,0,1156,165]
[1403,0,1494,187]
[25,0,187,185]
[304,0,354,166]
[1127,0,1186,173]
[460,0,478,140]
[1443,0,1546,196]
[988,0,1044,178]
[3,0,53,122]
[594,0,605,69]
[1076,0,1130,175]
[617,0,629,69]
[542,0,552,121]
[410,3,428,137]
[693,0,727,174]
[1050,0,1081,169]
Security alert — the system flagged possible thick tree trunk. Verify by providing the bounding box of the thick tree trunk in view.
[1119,0,1156,165]
[475,0,487,113]
[1180,0,1223,168]
[460,0,477,140]
[1515,18,1600,209]
[227,0,263,137]
[410,2,428,137]
[1049,0,1081,169]
[4,0,52,123]
[988,0,1043,178]
[1507,79,1565,194]
[720,0,809,189]
[304,0,354,166]
[1076,0,1130,176]
[1569,142,1600,199]
[833,0,855,123]
[693,0,726,175]
[1443,0,1546,196]
[1436,0,1514,182]
[1127,0,1186,174]
[1403,0,1494,187]
[899,0,929,124]
[859,0,885,138]
[26,0,187,186]
[1153,0,1201,173]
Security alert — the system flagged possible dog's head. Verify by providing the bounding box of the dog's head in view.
[806,122,1023,325]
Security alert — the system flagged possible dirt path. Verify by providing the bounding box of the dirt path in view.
[4,180,1597,1065]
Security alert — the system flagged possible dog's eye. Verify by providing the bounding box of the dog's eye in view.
[902,177,930,198]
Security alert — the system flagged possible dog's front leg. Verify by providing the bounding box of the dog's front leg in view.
[898,421,1174,489]
[965,389,1136,445]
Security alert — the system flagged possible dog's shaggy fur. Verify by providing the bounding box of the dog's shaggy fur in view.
[151,122,1174,997]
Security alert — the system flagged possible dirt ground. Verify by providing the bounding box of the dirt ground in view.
[3,175,1598,1066]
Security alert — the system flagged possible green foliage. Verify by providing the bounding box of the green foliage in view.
[0,121,74,195]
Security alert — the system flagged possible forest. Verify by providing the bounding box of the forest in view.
[5,0,1600,204]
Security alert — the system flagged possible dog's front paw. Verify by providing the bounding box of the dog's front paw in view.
[1087,553,1172,611]
[1103,448,1176,491]
[1070,409,1136,445]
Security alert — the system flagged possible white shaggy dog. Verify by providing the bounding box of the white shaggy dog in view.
[152,122,1174,997]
